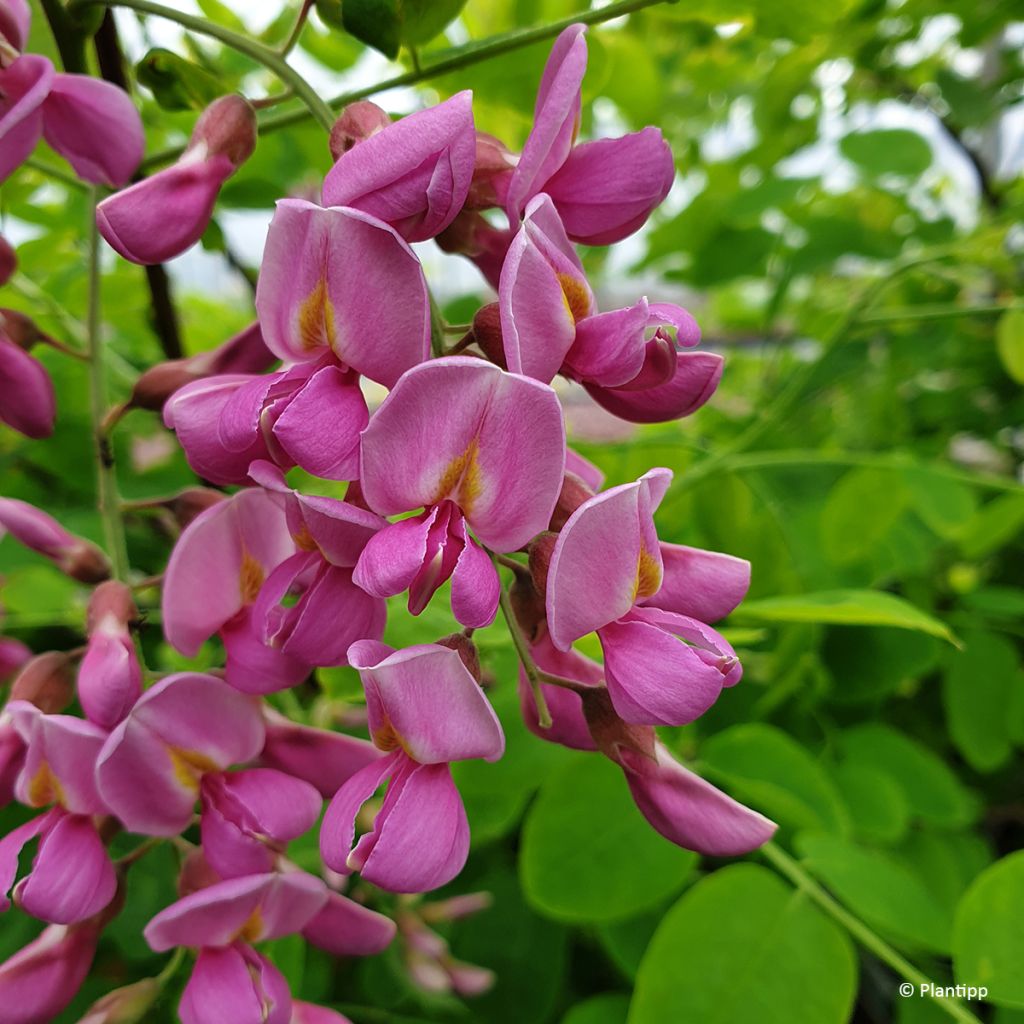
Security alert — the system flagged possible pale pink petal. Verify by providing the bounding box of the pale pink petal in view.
[301,890,396,957]
[353,511,435,599]
[180,944,292,1024]
[448,526,500,629]
[221,606,313,694]
[77,632,141,730]
[254,198,429,386]
[647,543,750,622]
[320,753,398,874]
[567,300,650,387]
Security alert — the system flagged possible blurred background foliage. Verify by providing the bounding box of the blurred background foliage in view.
[1,0,1023,1022]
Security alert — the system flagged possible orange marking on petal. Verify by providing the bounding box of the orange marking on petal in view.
[168,747,219,793]
[633,547,663,601]
[236,906,264,944]
[433,437,483,515]
[297,276,337,353]
[371,710,413,757]
[556,272,591,324]
[293,522,318,553]
[26,761,64,808]
[239,550,265,605]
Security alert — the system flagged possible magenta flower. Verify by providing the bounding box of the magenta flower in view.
[354,358,566,627]
[292,1004,355,1024]
[247,461,387,668]
[500,195,722,423]
[321,640,504,892]
[259,710,383,798]
[0,49,142,187]
[0,233,15,284]
[199,767,322,878]
[77,581,141,730]
[162,488,312,692]
[0,497,110,581]
[97,94,255,264]
[95,673,265,836]
[0,312,56,439]
[322,91,476,242]
[0,703,116,923]
[164,355,368,485]
[545,469,750,725]
[255,198,430,388]
[0,918,102,1024]
[502,24,674,245]
[0,1,30,64]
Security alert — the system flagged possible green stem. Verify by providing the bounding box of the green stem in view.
[762,843,984,1024]
[66,0,335,131]
[155,946,187,987]
[142,0,672,167]
[22,156,89,190]
[86,188,130,582]
[857,301,1023,325]
[39,0,88,72]
[495,570,552,728]
[277,0,311,57]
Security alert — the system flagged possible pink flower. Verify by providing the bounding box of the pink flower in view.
[322,92,476,242]
[354,358,566,628]
[0,47,142,187]
[0,311,56,439]
[0,1,31,65]
[255,198,430,388]
[247,462,387,668]
[321,641,504,892]
[545,469,750,725]
[0,703,116,923]
[0,918,102,1024]
[0,233,15,284]
[499,195,721,423]
[162,488,310,692]
[77,581,142,730]
[0,497,110,581]
[502,24,674,245]
[97,95,255,264]
[95,673,265,835]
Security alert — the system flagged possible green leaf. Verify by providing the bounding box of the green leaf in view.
[824,626,940,704]
[959,494,1024,560]
[596,907,665,981]
[996,308,1024,384]
[796,835,953,953]
[399,0,469,46]
[830,762,909,845]
[840,725,977,828]
[562,993,631,1024]
[953,851,1024,1007]
[735,590,957,644]
[943,631,1021,773]
[341,0,467,57]
[904,468,979,540]
[136,48,224,111]
[840,129,933,177]
[629,864,857,1024]
[820,468,909,564]
[701,724,848,836]
[520,754,695,923]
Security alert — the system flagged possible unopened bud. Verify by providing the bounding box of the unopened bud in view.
[63,542,113,584]
[191,94,257,168]
[509,574,546,645]
[86,580,138,634]
[465,131,516,209]
[0,309,51,351]
[470,303,506,369]
[0,234,15,285]
[549,471,596,531]
[10,651,75,713]
[78,978,160,1024]
[528,532,557,598]
[128,359,201,411]
[436,633,481,683]
[581,688,656,767]
[419,891,492,924]
[329,100,391,161]
[169,488,225,529]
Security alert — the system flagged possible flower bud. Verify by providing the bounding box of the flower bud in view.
[580,687,656,767]
[465,131,516,209]
[0,313,55,439]
[527,531,557,598]
[470,302,506,369]
[509,573,545,645]
[0,308,52,351]
[169,487,225,529]
[79,581,141,729]
[9,651,75,713]
[549,470,596,531]
[418,891,492,924]
[328,100,391,161]
[190,94,257,168]
[0,497,110,582]
[436,633,481,683]
[79,977,160,1024]
[0,233,15,285]
[436,211,515,290]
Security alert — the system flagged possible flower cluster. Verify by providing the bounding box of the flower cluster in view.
[0,21,775,1024]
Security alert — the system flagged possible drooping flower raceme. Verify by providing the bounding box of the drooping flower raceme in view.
[354,357,566,627]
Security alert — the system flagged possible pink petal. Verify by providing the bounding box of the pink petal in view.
[0,811,52,913]
[0,497,74,558]
[584,350,723,424]
[42,74,142,187]
[0,1,31,54]
[0,55,52,183]
[292,1002,355,1024]
[347,641,504,763]
[180,945,292,1024]
[221,606,313,694]
[77,632,141,730]
[254,198,429,386]
[568,300,650,387]
[320,753,398,874]
[215,767,322,840]
[545,127,675,245]
[359,357,566,551]
[565,446,604,491]
[271,364,367,480]
[260,711,383,798]
[448,526,500,629]
[322,91,476,242]
[17,813,115,924]
[353,510,436,599]
[620,743,776,856]
[96,153,234,264]
[0,337,55,438]
[301,890,396,957]
[504,24,587,220]
[647,543,750,622]
[163,488,295,656]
